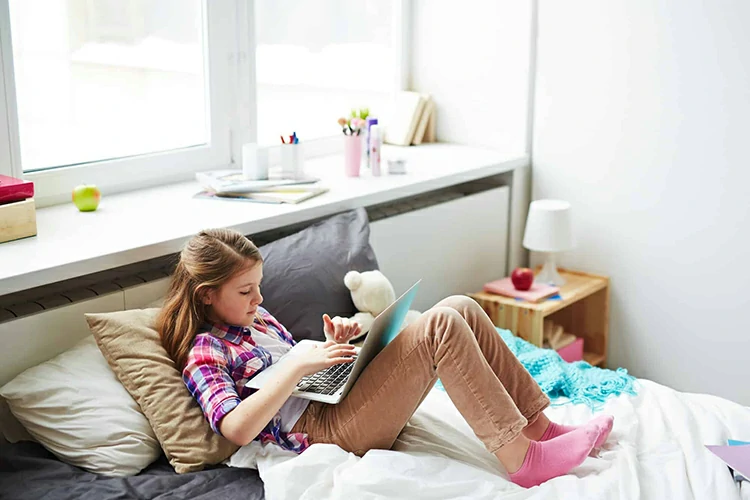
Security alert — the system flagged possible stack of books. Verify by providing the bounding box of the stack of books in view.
[384,91,436,146]
[195,169,328,204]
[0,174,36,243]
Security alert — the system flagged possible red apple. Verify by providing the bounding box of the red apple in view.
[511,267,534,291]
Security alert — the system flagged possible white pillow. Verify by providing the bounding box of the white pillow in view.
[0,335,160,476]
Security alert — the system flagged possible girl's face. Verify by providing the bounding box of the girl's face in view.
[204,261,263,326]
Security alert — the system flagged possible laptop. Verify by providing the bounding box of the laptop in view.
[246,280,420,404]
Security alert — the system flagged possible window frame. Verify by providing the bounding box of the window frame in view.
[0,0,409,208]
[0,0,21,180]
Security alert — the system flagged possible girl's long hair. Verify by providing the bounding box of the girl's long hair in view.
[157,228,262,370]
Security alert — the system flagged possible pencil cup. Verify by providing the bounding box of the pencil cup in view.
[343,135,362,177]
[280,143,303,179]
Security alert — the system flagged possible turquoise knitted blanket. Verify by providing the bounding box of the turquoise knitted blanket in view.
[436,328,637,410]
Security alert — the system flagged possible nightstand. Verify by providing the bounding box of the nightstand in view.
[468,269,609,367]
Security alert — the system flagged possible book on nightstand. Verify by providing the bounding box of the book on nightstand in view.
[483,277,560,303]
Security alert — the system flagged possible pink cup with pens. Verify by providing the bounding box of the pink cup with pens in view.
[343,135,362,177]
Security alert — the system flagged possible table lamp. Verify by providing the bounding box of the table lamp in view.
[522,199,574,286]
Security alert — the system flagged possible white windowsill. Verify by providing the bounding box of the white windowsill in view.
[0,143,527,296]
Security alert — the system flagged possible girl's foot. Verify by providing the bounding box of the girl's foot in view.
[509,423,599,488]
[540,415,614,448]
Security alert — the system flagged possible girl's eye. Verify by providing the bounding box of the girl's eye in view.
[240,291,250,296]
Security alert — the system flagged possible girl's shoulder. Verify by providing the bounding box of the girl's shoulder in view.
[191,329,231,354]
[254,306,276,327]
[254,307,295,344]
[255,306,274,322]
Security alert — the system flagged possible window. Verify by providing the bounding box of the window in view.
[0,0,406,206]
[255,0,401,146]
[9,0,208,172]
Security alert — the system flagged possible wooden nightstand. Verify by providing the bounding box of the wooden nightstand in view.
[468,269,609,367]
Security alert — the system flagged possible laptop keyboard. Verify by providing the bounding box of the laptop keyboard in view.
[296,356,358,396]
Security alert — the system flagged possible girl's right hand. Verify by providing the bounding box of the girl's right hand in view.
[291,341,357,378]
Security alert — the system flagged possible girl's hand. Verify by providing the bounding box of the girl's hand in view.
[322,314,362,344]
[291,341,357,378]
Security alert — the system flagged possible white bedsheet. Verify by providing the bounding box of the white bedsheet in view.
[228,380,750,499]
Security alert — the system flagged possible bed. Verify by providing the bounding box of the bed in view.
[2,377,748,500]
[0,441,264,500]
[229,380,750,499]
[1,205,749,499]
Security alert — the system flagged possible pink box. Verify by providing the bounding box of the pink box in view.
[557,337,584,363]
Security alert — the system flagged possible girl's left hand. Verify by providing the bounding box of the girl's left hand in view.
[322,314,362,344]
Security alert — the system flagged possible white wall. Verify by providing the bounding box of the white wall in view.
[371,187,509,312]
[411,0,533,269]
[411,0,532,154]
[532,0,750,404]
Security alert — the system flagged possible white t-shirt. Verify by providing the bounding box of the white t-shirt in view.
[250,327,310,433]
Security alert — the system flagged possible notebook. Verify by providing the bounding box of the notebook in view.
[706,442,750,482]
[384,91,428,146]
[729,440,750,481]
[483,277,560,303]
[412,95,435,145]
[424,109,437,143]
[0,174,34,205]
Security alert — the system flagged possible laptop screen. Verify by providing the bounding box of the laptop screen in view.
[374,282,420,350]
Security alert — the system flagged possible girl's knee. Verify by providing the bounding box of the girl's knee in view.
[422,307,470,341]
[423,306,463,324]
[436,294,480,312]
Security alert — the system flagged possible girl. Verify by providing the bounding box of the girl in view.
[158,228,614,488]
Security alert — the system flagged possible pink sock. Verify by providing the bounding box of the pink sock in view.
[540,415,614,448]
[510,424,599,488]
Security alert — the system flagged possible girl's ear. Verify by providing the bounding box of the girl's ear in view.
[200,287,214,306]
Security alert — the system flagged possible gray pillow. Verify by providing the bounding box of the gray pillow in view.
[257,208,379,341]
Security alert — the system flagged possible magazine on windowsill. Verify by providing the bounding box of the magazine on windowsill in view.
[195,185,329,205]
[196,169,319,194]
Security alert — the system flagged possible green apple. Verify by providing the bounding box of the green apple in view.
[72,184,101,212]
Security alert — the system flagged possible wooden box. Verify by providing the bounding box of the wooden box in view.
[0,198,37,244]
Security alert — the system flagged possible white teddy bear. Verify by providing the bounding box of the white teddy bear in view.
[325,270,422,344]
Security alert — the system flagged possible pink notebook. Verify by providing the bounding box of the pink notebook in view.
[483,277,560,303]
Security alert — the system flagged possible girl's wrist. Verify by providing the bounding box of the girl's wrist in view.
[286,358,308,379]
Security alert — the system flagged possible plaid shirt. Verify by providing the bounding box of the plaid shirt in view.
[182,307,310,453]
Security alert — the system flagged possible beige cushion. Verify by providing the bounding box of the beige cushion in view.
[0,336,161,476]
[85,308,239,473]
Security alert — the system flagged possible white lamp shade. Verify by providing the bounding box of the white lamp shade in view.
[523,200,574,252]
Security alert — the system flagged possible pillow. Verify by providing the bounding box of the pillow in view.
[258,207,379,341]
[0,336,161,476]
[85,308,239,474]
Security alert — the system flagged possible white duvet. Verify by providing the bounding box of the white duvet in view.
[228,380,750,499]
